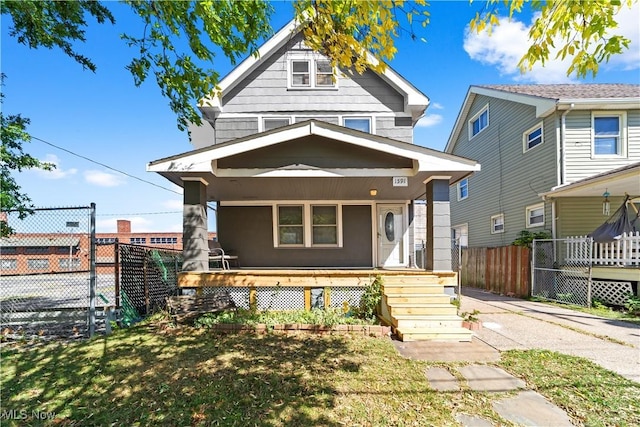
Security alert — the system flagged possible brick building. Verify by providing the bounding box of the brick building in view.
[0,220,216,275]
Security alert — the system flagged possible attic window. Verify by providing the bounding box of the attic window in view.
[289,58,336,89]
[469,104,489,139]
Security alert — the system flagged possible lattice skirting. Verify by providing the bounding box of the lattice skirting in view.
[328,287,366,310]
[593,281,634,306]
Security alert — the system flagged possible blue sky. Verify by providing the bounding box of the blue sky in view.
[2,1,639,233]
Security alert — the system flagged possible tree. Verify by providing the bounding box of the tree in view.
[1,0,636,236]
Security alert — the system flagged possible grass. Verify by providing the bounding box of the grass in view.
[529,297,640,325]
[2,321,639,426]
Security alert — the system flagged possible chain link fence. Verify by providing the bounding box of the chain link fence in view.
[532,238,593,307]
[0,205,98,338]
[118,243,182,326]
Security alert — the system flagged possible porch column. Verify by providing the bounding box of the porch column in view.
[182,178,209,271]
[425,178,452,272]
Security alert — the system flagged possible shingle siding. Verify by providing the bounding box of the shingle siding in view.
[449,95,557,247]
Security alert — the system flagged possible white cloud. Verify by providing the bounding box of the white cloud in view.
[84,170,125,187]
[430,102,444,110]
[416,114,443,128]
[32,154,78,179]
[463,5,639,83]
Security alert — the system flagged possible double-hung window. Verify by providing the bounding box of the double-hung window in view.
[524,123,543,151]
[593,113,624,156]
[526,203,545,228]
[491,214,504,234]
[263,117,291,132]
[469,104,489,138]
[457,178,469,201]
[276,204,341,247]
[289,58,335,88]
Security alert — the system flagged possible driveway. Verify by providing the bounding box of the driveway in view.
[460,287,640,383]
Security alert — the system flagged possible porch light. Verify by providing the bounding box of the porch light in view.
[602,189,611,216]
[369,189,377,197]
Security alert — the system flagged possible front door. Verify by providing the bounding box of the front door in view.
[377,205,405,267]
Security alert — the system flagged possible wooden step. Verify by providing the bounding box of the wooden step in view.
[388,303,458,316]
[382,284,446,294]
[392,314,464,329]
[384,293,452,304]
[382,274,457,287]
[395,326,473,342]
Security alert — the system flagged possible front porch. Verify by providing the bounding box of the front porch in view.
[177,269,473,342]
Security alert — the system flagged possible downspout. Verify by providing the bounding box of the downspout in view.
[555,103,574,239]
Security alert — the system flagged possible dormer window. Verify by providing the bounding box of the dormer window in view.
[289,58,336,89]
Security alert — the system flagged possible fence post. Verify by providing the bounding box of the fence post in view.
[114,239,120,309]
[144,256,149,315]
[586,237,593,308]
[88,202,97,337]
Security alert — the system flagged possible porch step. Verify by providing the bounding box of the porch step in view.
[382,284,447,294]
[395,326,473,342]
[384,293,451,304]
[392,314,464,329]
[383,274,457,287]
[388,303,458,316]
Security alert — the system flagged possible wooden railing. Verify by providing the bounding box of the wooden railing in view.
[566,232,640,267]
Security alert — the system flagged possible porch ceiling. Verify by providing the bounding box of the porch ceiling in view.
[157,171,469,201]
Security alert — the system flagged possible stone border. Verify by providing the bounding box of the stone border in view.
[206,323,392,337]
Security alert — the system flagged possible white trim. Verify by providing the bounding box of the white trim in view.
[342,116,373,134]
[468,103,489,140]
[491,213,504,234]
[423,175,452,184]
[213,167,415,178]
[591,111,627,159]
[525,202,545,228]
[457,178,469,201]
[286,54,338,90]
[260,116,292,132]
[180,177,209,185]
[269,201,345,248]
[523,122,544,152]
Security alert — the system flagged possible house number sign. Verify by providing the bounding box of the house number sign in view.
[392,177,408,187]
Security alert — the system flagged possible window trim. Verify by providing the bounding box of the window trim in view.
[276,205,305,247]
[468,104,489,139]
[457,178,469,201]
[491,214,504,234]
[591,112,627,158]
[260,116,292,132]
[342,116,373,134]
[311,205,339,246]
[523,122,544,152]
[287,57,337,90]
[273,202,343,248]
[526,203,545,228]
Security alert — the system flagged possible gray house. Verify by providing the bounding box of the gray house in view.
[445,84,640,247]
[148,20,481,341]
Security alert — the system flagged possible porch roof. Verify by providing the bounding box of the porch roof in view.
[540,162,640,199]
[148,120,480,201]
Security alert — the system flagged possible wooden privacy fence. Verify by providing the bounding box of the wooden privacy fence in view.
[461,246,531,297]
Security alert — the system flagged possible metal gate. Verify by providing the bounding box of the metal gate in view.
[0,204,98,338]
[532,237,593,307]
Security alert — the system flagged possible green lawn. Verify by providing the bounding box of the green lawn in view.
[2,322,639,426]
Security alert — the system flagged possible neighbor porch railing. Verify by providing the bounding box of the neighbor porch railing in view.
[565,232,640,266]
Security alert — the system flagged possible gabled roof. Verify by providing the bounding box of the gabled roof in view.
[198,19,429,118]
[148,119,479,175]
[445,84,640,153]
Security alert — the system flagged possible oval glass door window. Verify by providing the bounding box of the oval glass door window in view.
[384,212,395,241]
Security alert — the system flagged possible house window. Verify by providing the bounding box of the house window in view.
[289,58,335,89]
[469,104,489,138]
[59,258,81,270]
[315,60,334,86]
[291,60,310,87]
[343,117,371,133]
[278,205,304,246]
[452,224,468,247]
[312,205,337,245]
[526,203,545,228]
[150,237,178,244]
[593,114,624,156]
[524,123,544,151]
[0,259,17,270]
[491,214,504,234]
[263,117,291,132]
[457,178,469,201]
[130,237,146,244]
[96,238,116,244]
[1,247,17,255]
[27,258,49,270]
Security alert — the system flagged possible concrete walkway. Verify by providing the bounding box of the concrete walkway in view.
[394,287,640,426]
[460,287,640,383]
